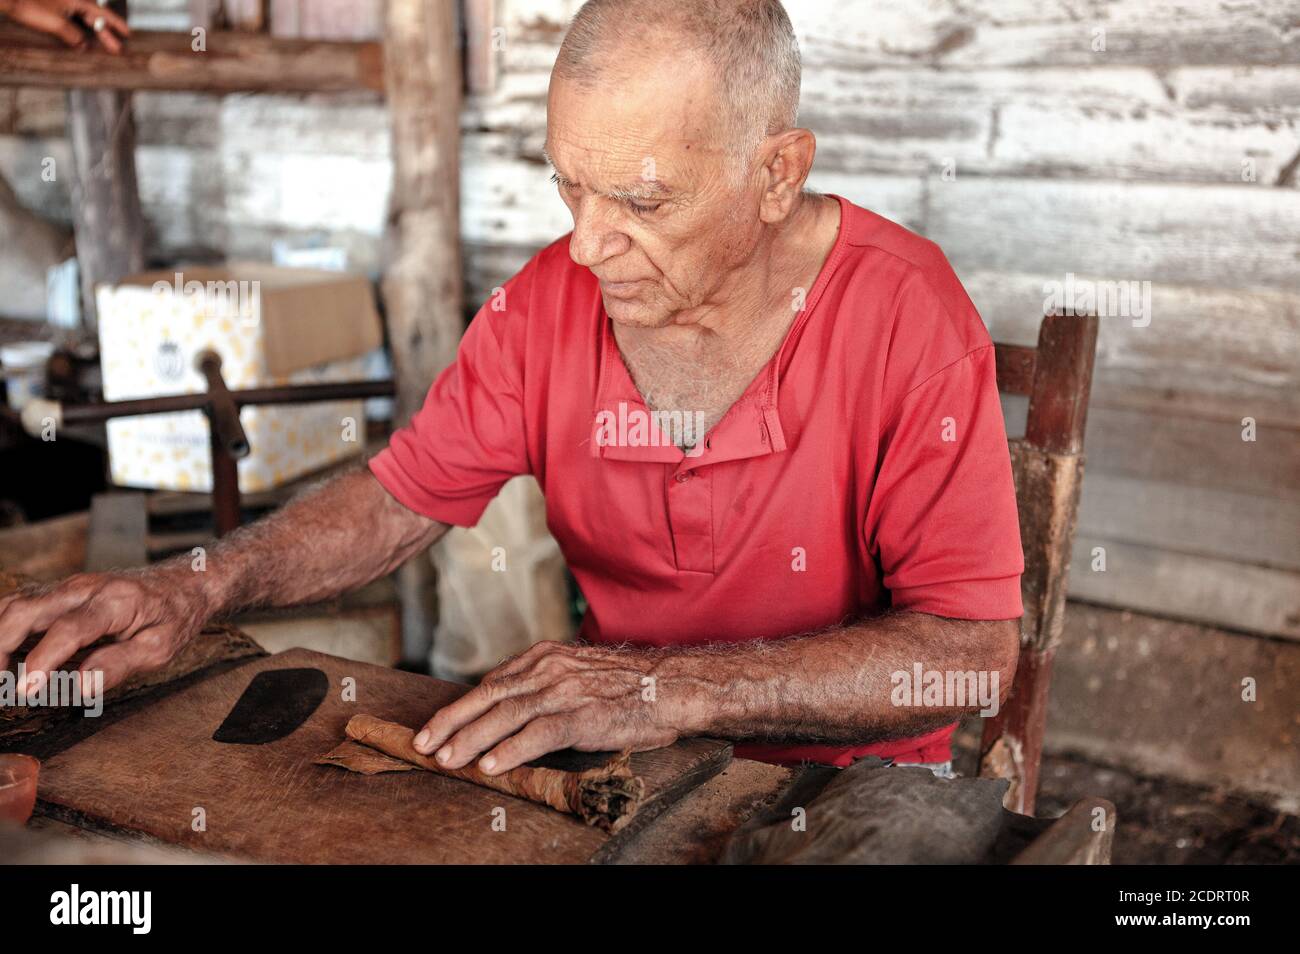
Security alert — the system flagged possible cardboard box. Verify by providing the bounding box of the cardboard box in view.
[97,264,383,493]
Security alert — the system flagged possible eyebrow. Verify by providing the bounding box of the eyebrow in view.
[542,146,675,202]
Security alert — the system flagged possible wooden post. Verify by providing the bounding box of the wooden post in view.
[65,85,144,329]
[382,0,465,666]
[463,0,498,95]
[381,0,464,419]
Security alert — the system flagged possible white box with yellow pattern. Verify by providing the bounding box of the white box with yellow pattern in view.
[97,264,383,493]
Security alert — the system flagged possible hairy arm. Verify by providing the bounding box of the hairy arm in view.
[0,467,447,691]
[413,612,1020,774]
[655,613,1019,745]
[194,467,448,619]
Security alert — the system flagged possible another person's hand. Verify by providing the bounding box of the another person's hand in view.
[0,0,130,54]
[0,569,210,695]
[412,641,682,776]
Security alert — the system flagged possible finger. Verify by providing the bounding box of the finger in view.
[22,6,89,48]
[435,692,567,770]
[78,628,169,694]
[21,609,118,693]
[72,3,129,53]
[93,25,122,53]
[412,680,512,756]
[67,0,130,34]
[412,660,549,755]
[478,715,577,776]
[0,584,97,667]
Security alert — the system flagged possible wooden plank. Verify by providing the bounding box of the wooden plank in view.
[1011,797,1115,865]
[1047,601,1300,813]
[270,0,382,41]
[966,271,1300,416]
[798,66,1300,185]
[1025,314,1098,455]
[66,86,145,329]
[980,646,1054,815]
[381,0,464,665]
[789,0,1300,69]
[1069,535,1300,641]
[1010,441,1085,650]
[84,492,148,572]
[927,177,1300,292]
[1077,472,1300,572]
[0,512,88,581]
[0,24,384,93]
[606,760,793,865]
[994,343,1035,395]
[381,0,463,420]
[464,0,499,94]
[36,648,733,864]
[1083,406,1300,501]
[463,57,1300,184]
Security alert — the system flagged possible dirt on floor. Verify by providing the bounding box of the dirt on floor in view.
[950,721,1298,864]
[1030,754,1300,864]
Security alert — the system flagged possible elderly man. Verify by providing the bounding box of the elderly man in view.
[0,0,1022,778]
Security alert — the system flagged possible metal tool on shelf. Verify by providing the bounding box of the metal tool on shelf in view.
[20,349,394,537]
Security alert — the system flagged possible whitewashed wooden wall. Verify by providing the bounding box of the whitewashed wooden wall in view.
[459,0,1300,643]
[0,0,1295,639]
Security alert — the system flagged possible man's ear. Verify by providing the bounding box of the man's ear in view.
[758,128,817,224]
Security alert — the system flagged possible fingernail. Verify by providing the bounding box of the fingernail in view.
[479,755,496,773]
[413,730,430,750]
[435,746,452,764]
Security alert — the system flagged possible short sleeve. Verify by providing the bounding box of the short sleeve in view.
[865,345,1024,620]
[368,273,532,528]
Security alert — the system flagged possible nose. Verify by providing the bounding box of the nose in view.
[568,197,630,268]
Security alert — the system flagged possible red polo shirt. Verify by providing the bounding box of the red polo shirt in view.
[370,195,1024,767]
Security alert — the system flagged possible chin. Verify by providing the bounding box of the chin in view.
[601,294,674,328]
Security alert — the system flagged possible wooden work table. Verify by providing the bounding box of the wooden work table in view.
[4,760,794,866]
[0,569,1106,866]
[0,591,794,865]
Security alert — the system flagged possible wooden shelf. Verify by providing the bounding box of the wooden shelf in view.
[0,24,383,93]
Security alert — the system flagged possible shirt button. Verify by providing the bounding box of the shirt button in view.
[675,472,691,483]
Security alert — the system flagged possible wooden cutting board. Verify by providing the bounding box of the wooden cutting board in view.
[36,648,732,864]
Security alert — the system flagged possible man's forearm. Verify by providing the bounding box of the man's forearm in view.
[654,613,1020,747]
[177,467,448,620]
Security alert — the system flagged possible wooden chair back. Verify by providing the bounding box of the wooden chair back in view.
[982,313,1100,813]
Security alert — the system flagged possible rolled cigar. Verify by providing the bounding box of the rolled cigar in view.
[340,714,645,832]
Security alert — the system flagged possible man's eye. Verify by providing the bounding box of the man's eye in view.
[627,200,662,216]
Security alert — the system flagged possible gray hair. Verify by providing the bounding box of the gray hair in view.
[554,0,801,157]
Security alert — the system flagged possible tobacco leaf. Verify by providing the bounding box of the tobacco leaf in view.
[315,714,645,833]
[316,739,415,775]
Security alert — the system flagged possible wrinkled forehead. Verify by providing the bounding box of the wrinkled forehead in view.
[545,54,731,187]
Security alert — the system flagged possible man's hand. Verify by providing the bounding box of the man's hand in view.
[0,568,209,696]
[1,0,131,54]
[412,641,681,776]
[0,469,445,702]
[413,614,1020,767]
